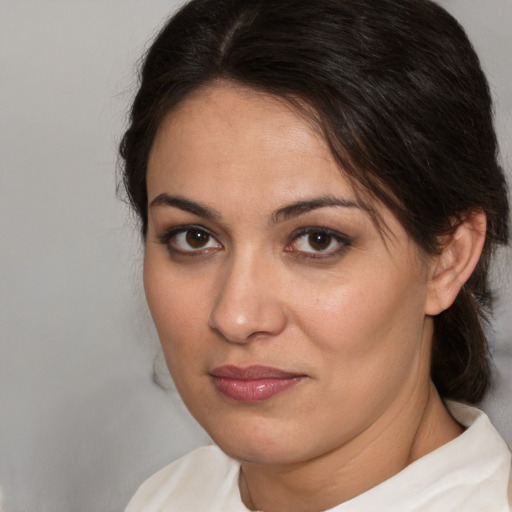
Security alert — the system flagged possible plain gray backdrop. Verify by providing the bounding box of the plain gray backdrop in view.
[1,1,511,511]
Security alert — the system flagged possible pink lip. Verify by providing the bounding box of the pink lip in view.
[210,365,306,402]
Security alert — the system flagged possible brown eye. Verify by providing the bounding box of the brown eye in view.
[287,228,350,257]
[186,229,210,248]
[308,232,332,251]
[167,228,222,253]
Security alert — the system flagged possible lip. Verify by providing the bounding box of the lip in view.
[210,365,306,402]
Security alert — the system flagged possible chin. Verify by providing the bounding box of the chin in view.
[203,415,313,466]
[217,438,300,466]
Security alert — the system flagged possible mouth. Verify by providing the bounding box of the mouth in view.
[209,365,307,402]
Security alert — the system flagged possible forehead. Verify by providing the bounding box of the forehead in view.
[147,83,357,202]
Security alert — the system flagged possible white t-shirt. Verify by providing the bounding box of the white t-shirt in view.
[125,402,512,511]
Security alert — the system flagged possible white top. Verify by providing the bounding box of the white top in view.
[125,402,512,511]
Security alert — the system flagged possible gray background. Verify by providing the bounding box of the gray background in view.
[0,1,511,511]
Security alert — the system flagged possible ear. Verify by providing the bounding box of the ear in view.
[425,211,486,316]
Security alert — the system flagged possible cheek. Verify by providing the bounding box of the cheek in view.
[292,264,429,380]
[289,276,429,433]
[143,256,211,359]
[144,262,217,413]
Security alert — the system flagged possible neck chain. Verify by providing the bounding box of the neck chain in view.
[240,466,257,511]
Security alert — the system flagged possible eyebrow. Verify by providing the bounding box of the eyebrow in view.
[271,195,363,224]
[149,194,222,220]
[149,192,363,223]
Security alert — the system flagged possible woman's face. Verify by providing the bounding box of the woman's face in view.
[144,83,436,465]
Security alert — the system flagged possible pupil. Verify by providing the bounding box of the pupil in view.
[309,232,331,251]
[186,230,209,248]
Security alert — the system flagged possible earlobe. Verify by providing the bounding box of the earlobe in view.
[425,211,487,316]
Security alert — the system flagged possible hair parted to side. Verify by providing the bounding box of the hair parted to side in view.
[120,0,509,403]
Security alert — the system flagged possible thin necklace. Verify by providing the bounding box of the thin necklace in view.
[240,466,257,511]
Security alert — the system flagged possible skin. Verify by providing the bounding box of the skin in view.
[143,83,481,512]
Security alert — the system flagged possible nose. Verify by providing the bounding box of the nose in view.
[208,253,287,344]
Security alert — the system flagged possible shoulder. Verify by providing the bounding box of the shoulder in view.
[125,445,242,512]
[335,402,512,512]
[448,402,512,511]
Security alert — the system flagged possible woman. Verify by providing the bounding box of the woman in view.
[121,0,512,510]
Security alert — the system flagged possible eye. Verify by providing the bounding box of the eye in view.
[159,226,222,254]
[286,228,351,257]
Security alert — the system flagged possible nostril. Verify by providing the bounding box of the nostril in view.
[208,294,287,344]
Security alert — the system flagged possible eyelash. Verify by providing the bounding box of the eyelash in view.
[285,227,352,260]
[157,225,221,256]
[157,225,352,260]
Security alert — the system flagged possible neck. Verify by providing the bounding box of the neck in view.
[239,383,463,512]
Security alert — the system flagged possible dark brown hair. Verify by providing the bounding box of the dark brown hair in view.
[120,0,509,403]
